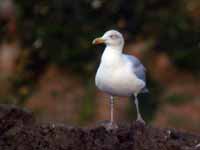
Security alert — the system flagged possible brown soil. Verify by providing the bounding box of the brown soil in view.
[0,104,200,150]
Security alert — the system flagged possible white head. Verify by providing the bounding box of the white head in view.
[92,30,124,51]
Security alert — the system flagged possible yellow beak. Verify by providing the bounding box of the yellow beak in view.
[92,37,105,45]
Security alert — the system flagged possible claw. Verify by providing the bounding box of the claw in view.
[106,122,118,130]
[96,120,118,130]
[136,118,146,125]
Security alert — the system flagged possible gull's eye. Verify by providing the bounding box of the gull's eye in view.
[110,34,118,39]
[110,35,114,38]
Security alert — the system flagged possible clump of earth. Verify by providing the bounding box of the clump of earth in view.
[0,104,199,150]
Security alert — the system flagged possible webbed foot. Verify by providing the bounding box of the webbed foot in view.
[96,120,118,130]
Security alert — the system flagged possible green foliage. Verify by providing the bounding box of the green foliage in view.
[14,0,200,73]
[78,80,96,125]
[10,0,200,112]
[155,11,200,71]
[15,0,120,73]
[165,93,192,105]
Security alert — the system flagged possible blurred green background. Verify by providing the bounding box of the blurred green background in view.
[0,0,199,132]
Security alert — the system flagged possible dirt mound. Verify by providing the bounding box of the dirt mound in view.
[0,104,199,150]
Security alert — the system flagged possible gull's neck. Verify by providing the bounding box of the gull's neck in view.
[107,44,123,51]
[103,45,123,56]
[101,45,124,66]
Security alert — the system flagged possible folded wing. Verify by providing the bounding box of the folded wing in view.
[123,54,148,93]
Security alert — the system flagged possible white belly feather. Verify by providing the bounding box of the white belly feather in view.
[95,63,145,96]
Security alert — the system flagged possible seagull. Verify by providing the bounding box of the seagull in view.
[92,30,148,128]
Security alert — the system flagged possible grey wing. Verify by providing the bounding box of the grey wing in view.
[123,55,146,81]
[123,54,148,93]
[134,60,146,82]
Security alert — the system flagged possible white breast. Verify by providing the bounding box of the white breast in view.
[95,49,145,96]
